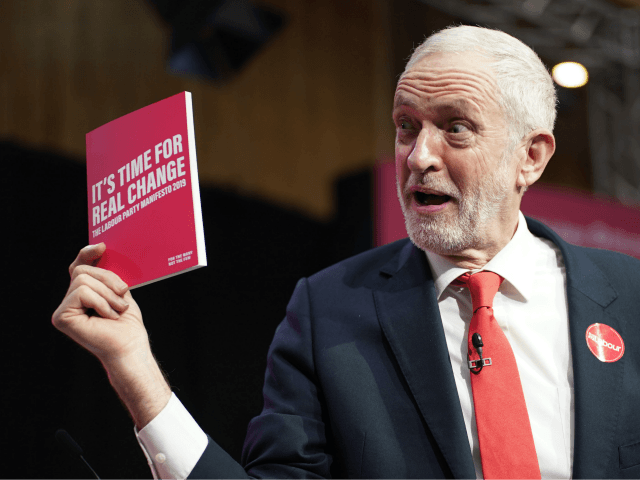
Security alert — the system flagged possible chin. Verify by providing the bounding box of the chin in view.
[405,218,476,255]
[401,203,481,256]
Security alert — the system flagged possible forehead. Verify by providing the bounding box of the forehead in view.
[394,51,501,116]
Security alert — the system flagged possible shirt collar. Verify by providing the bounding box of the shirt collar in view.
[425,211,536,301]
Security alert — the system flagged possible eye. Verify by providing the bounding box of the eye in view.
[448,123,469,134]
[399,120,413,130]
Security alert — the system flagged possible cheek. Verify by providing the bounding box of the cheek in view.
[446,150,483,184]
[395,148,409,184]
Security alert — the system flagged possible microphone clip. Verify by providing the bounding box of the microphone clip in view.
[467,333,491,374]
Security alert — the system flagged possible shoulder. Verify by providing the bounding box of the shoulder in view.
[304,237,416,291]
[526,215,640,284]
[281,238,416,335]
[568,243,640,278]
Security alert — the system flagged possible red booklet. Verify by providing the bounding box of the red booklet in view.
[86,91,206,288]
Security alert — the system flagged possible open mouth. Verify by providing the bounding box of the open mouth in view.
[414,191,451,206]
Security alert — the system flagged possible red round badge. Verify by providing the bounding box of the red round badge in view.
[585,323,624,363]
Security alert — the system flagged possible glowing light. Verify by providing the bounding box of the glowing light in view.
[552,62,589,88]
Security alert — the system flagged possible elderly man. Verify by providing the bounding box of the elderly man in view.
[53,25,640,479]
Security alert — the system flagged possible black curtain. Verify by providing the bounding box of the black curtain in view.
[2,141,372,478]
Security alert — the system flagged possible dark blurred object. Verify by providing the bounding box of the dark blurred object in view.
[331,170,374,261]
[146,0,286,82]
[55,429,101,479]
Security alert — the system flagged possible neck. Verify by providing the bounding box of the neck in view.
[440,211,520,270]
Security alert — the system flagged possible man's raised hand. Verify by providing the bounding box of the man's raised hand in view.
[52,242,145,361]
[52,243,171,429]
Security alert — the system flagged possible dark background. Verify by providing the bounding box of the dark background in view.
[3,140,372,478]
[0,0,607,477]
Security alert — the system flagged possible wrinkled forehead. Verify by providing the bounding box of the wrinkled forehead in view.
[401,49,497,80]
[394,52,501,113]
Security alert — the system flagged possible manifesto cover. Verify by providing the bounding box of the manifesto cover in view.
[86,91,206,288]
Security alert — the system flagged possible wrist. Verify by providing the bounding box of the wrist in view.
[103,349,172,429]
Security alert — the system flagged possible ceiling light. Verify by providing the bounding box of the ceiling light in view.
[552,62,589,88]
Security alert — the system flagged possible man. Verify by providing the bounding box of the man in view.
[53,25,640,478]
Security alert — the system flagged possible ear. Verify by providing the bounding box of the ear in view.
[515,129,555,190]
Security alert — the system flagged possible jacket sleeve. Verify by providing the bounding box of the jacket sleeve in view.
[188,278,333,479]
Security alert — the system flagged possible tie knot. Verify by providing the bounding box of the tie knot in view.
[456,271,503,312]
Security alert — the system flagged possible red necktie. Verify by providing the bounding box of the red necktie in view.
[457,271,540,479]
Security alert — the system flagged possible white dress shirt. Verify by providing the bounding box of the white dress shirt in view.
[136,393,208,480]
[137,210,573,479]
[426,210,573,479]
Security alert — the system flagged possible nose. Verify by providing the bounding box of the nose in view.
[407,127,443,173]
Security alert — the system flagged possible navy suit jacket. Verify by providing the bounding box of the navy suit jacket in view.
[189,217,640,478]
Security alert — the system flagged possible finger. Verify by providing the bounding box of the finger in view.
[68,243,106,277]
[52,286,121,355]
[68,274,130,314]
[65,284,123,324]
[70,264,129,296]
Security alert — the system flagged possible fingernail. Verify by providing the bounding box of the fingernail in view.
[118,281,128,290]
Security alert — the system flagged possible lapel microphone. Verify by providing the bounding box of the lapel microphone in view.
[472,333,484,358]
[470,333,484,374]
[55,429,101,479]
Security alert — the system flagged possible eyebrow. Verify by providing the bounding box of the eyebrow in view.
[392,96,419,111]
[392,95,479,117]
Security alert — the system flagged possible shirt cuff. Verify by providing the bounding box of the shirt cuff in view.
[135,392,208,480]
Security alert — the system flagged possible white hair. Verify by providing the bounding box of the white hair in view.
[403,25,557,151]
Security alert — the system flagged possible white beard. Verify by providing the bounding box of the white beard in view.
[397,158,513,255]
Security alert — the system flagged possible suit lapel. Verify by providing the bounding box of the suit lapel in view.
[527,217,625,478]
[373,242,475,479]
